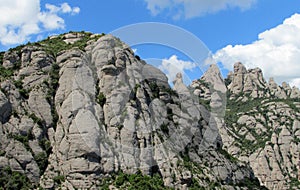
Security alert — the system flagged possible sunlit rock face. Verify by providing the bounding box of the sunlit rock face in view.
[1,32,299,189]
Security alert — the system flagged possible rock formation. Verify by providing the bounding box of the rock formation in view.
[215,62,300,189]
[0,32,299,189]
[226,62,300,101]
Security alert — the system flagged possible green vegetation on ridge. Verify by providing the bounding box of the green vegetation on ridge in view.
[0,166,33,189]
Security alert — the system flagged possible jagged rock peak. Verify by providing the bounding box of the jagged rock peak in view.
[226,62,300,100]
[267,76,300,99]
[269,77,277,85]
[202,63,227,93]
[233,62,247,74]
[227,62,267,99]
[291,86,300,98]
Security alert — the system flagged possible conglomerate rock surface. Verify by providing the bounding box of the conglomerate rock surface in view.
[0,32,298,189]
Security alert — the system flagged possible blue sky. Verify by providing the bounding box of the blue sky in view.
[1,0,300,87]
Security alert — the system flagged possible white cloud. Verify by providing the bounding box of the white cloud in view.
[132,48,138,54]
[290,78,300,88]
[0,0,80,46]
[72,7,81,15]
[213,13,300,88]
[144,0,256,19]
[61,3,80,15]
[159,55,197,83]
[144,0,171,16]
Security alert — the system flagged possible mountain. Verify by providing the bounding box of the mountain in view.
[0,31,298,189]
[193,62,300,189]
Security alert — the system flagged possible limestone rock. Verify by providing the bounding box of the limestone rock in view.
[226,62,300,101]
[6,140,40,183]
[63,32,85,44]
[227,62,267,99]
[223,98,300,189]
[291,86,300,99]
[0,91,11,123]
[28,88,53,126]
[3,50,20,68]
[201,64,227,93]
[0,32,266,189]
[269,77,287,99]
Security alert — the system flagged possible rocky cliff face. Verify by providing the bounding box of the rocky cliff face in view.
[196,62,300,190]
[0,31,298,189]
[226,64,300,190]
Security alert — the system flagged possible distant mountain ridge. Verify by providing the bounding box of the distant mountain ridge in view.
[0,31,299,189]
